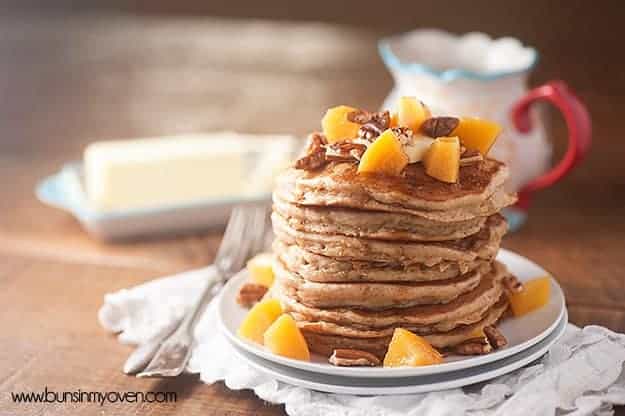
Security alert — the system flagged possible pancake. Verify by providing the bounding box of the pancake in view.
[300,297,509,358]
[274,240,485,283]
[273,194,488,241]
[272,212,507,266]
[274,258,489,309]
[293,302,486,336]
[275,159,515,218]
[272,261,508,329]
[267,147,516,361]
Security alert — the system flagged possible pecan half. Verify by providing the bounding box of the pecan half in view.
[484,325,508,349]
[294,133,328,170]
[453,337,493,355]
[329,349,381,367]
[347,109,372,124]
[503,274,524,294]
[325,141,367,161]
[236,283,268,308]
[421,117,460,137]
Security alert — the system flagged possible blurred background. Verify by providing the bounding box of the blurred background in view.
[1,5,625,413]
[0,0,624,330]
[1,0,623,157]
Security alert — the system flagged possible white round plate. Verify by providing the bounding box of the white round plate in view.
[218,248,565,378]
[227,310,568,395]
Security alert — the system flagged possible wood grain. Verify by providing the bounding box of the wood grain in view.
[0,256,282,416]
[0,11,623,416]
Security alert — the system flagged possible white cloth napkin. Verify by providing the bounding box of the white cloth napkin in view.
[99,268,625,416]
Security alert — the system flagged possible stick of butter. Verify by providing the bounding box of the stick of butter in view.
[84,133,295,211]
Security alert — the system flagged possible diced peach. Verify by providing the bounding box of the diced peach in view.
[321,105,361,143]
[397,97,430,131]
[508,276,551,317]
[389,112,399,128]
[247,253,275,288]
[423,136,460,183]
[452,117,502,156]
[357,129,408,176]
[263,314,311,361]
[237,298,283,344]
[383,328,443,367]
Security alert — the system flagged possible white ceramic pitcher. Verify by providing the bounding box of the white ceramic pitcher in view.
[379,30,591,229]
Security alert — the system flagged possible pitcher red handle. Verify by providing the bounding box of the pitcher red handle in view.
[512,80,591,209]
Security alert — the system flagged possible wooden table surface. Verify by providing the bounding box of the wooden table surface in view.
[1,12,624,416]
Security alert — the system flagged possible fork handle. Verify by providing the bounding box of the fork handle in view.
[136,276,225,378]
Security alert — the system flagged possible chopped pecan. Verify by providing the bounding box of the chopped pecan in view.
[503,274,524,294]
[391,127,414,145]
[421,117,460,137]
[371,111,391,130]
[329,349,381,367]
[460,149,484,166]
[294,150,326,170]
[483,325,507,349]
[358,124,382,140]
[304,132,328,153]
[461,148,479,157]
[356,111,391,141]
[294,133,328,170]
[236,283,268,308]
[325,141,367,161]
[453,337,493,355]
[438,350,451,358]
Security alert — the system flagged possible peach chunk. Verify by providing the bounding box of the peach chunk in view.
[357,129,408,176]
[247,253,275,287]
[383,328,443,367]
[423,136,460,183]
[263,314,311,361]
[389,112,399,128]
[452,117,502,156]
[321,105,361,143]
[508,276,551,317]
[237,298,282,344]
[397,97,430,131]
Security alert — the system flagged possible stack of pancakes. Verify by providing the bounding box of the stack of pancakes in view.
[270,158,517,359]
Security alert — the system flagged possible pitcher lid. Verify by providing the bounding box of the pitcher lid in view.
[379,29,538,81]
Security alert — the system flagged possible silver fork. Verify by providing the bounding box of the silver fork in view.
[135,205,268,378]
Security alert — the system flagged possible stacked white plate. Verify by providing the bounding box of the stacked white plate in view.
[218,249,567,395]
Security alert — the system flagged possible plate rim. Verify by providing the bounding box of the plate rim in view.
[227,310,568,395]
[218,248,566,378]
